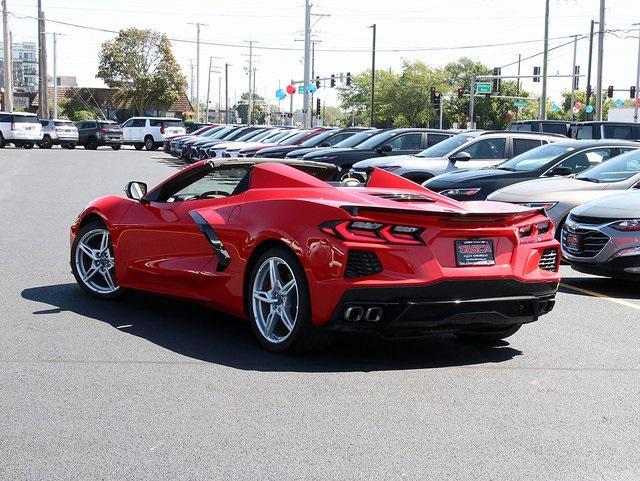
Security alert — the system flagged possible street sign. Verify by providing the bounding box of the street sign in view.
[298,85,305,94]
[476,82,492,94]
[513,100,527,108]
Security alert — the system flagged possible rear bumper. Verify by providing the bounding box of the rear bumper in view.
[324,279,558,337]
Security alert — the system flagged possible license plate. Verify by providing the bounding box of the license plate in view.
[455,239,495,266]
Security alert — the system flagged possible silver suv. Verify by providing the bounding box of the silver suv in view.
[38,119,79,149]
[350,131,565,183]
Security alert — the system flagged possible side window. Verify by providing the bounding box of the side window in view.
[542,123,568,135]
[327,132,353,145]
[122,119,134,128]
[386,133,423,150]
[462,138,506,159]
[426,134,448,147]
[603,125,634,140]
[513,139,543,156]
[556,148,615,173]
[149,119,161,127]
[575,126,594,139]
[132,119,146,127]
[87,122,97,129]
[40,121,48,127]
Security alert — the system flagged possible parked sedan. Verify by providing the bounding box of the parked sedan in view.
[302,128,452,178]
[237,129,325,157]
[284,129,384,159]
[488,148,640,232]
[561,193,640,280]
[206,128,286,159]
[164,124,220,154]
[424,140,640,201]
[351,131,563,184]
[255,128,366,159]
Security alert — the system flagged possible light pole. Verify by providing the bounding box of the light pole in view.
[541,0,550,119]
[586,20,596,120]
[595,0,605,121]
[570,34,578,121]
[302,0,312,128]
[633,23,640,123]
[369,23,376,128]
[2,0,13,112]
[188,22,207,122]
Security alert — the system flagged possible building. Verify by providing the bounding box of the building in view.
[55,76,77,88]
[0,41,38,93]
[32,86,194,122]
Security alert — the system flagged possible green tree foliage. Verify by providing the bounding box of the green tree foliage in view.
[97,28,187,116]
[59,98,103,121]
[234,92,266,124]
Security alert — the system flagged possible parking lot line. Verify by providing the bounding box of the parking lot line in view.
[560,282,640,311]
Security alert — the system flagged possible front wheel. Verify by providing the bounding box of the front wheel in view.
[247,247,330,353]
[71,221,124,299]
[39,136,53,149]
[144,136,157,151]
[85,137,98,150]
[455,324,522,344]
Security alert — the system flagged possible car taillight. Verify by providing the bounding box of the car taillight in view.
[319,220,424,245]
[518,220,554,242]
[160,126,165,134]
[100,128,108,132]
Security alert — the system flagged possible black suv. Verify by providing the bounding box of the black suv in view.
[570,121,640,141]
[509,120,572,137]
[76,120,123,150]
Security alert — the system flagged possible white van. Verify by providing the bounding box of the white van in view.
[121,117,186,151]
[0,112,44,148]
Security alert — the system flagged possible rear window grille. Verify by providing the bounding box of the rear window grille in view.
[539,248,559,271]
[345,250,383,278]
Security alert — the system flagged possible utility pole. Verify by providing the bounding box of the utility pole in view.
[188,23,206,122]
[369,23,377,128]
[217,76,222,123]
[2,0,13,112]
[469,75,475,129]
[302,0,312,128]
[290,78,294,126]
[541,0,550,119]
[633,23,640,123]
[189,60,195,109]
[244,41,256,124]
[52,32,58,118]
[37,0,49,118]
[570,34,578,121]
[516,53,521,121]
[225,63,229,123]
[586,20,595,120]
[595,0,605,121]
[205,56,212,122]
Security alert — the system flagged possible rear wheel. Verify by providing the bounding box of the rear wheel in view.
[134,143,144,150]
[0,133,5,148]
[71,221,124,299]
[144,136,157,151]
[85,137,98,150]
[247,247,331,353]
[455,324,522,344]
[39,135,53,149]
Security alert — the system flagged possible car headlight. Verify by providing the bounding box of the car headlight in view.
[520,202,558,210]
[609,219,640,231]
[439,187,481,197]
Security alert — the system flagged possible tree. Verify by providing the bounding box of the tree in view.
[97,28,187,116]
[234,92,266,124]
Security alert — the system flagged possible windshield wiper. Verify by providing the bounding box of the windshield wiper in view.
[578,177,600,183]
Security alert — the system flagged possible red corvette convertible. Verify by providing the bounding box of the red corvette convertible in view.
[70,159,560,352]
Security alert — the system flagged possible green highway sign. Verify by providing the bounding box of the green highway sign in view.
[475,82,492,94]
[298,85,305,94]
[513,100,528,107]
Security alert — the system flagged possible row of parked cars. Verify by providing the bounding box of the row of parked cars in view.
[165,121,640,282]
[0,111,209,150]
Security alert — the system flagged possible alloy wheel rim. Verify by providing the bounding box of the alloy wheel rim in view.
[74,228,119,294]
[252,257,298,344]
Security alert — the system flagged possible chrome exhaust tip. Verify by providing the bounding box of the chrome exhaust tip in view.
[344,306,364,322]
[364,307,383,322]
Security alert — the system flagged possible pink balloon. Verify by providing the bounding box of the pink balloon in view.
[574,102,583,110]
[635,98,640,107]
[286,84,296,95]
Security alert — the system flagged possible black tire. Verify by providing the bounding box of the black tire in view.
[144,136,157,151]
[246,246,332,353]
[455,324,522,344]
[23,143,34,149]
[0,133,5,148]
[39,136,53,149]
[111,144,122,150]
[134,143,144,150]
[85,137,98,150]
[71,220,125,300]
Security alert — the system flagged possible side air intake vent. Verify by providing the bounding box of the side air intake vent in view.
[539,248,559,272]
[345,250,383,278]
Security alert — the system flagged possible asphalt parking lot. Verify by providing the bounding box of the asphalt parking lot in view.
[1,147,640,480]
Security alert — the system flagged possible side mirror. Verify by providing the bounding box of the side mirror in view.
[318,142,331,147]
[376,144,393,153]
[547,166,573,177]
[125,181,148,202]
[449,151,472,163]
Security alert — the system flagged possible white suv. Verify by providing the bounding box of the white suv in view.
[0,112,43,148]
[121,117,186,151]
[38,119,79,149]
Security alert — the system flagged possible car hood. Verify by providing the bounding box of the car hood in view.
[571,192,640,219]
[428,167,521,186]
[488,177,608,201]
[304,147,355,158]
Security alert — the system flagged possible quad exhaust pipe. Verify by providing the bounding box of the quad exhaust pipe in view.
[344,306,383,322]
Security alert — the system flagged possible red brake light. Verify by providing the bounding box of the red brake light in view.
[99,128,108,132]
[518,220,554,242]
[320,220,424,245]
[160,126,165,134]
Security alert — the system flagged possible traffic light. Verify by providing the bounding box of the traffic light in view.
[433,93,441,113]
[316,98,321,116]
[315,76,320,88]
[430,85,436,104]
[346,72,351,86]
[607,85,614,98]
[492,67,501,92]
[630,86,636,99]
[330,74,336,87]
[533,66,541,83]
[457,87,464,99]
[573,66,580,90]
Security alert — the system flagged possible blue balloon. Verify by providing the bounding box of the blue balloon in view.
[551,103,560,112]
[614,99,624,108]
[275,89,286,100]
[585,105,594,113]
[307,83,318,93]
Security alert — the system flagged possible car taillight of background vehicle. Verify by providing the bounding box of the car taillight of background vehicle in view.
[320,220,424,245]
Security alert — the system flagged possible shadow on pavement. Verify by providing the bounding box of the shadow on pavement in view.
[21,283,523,373]
[560,276,640,301]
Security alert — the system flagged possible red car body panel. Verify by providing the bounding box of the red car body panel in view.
[71,162,560,328]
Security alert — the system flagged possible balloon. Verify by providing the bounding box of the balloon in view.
[286,84,296,95]
[551,103,560,112]
[614,99,624,108]
[275,89,286,100]
[635,98,640,107]
[574,101,582,110]
[585,105,594,113]
[307,83,317,93]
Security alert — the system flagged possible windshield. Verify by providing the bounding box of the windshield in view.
[575,149,640,183]
[334,130,379,148]
[262,130,295,143]
[299,130,335,147]
[499,144,576,171]
[415,134,474,157]
[259,130,287,142]
[99,122,121,130]
[162,119,184,128]
[355,131,399,150]
[236,129,267,142]
[224,128,254,141]
[14,115,39,124]
[278,131,308,145]
[205,126,232,138]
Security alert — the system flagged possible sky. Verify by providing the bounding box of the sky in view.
[8,0,640,112]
